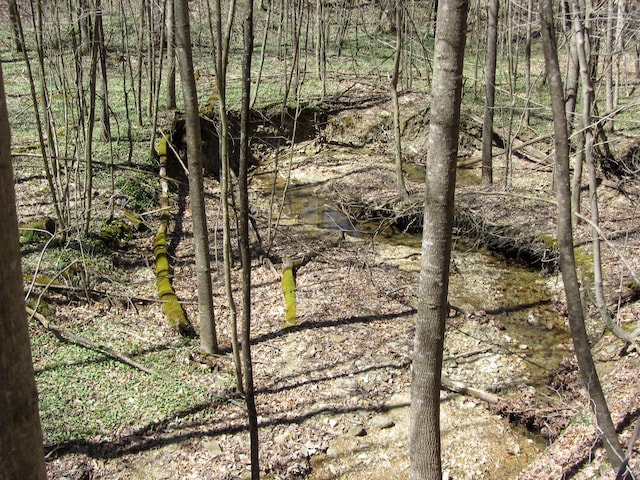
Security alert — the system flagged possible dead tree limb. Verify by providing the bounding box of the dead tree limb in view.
[27,306,160,377]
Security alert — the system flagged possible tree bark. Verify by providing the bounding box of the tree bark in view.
[239,0,260,475]
[390,0,409,201]
[481,0,498,186]
[410,0,468,478]
[0,60,47,480]
[165,0,177,110]
[7,0,24,53]
[174,0,219,354]
[540,1,628,476]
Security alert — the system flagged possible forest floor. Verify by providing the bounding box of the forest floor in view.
[17,86,640,479]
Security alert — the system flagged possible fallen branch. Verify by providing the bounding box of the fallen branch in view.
[26,279,198,305]
[441,376,501,404]
[27,306,160,377]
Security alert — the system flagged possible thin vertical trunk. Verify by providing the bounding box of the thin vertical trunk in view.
[212,0,242,390]
[613,0,625,106]
[239,0,259,475]
[8,0,24,52]
[410,0,468,479]
[166,0,177,109]
[83,6,100,236]
[540,1,627,475]
[136,0,145,126]
[523,0,533,126]
[95,0,111,144]
[604,0,614,132]
[174,0,219,354]
[481,0,498,186]
[390,0,408,201]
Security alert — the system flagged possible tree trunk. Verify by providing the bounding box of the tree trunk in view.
[539,1,628,476]
[481,0,498,186]
[0,60,48,480]
[7,0,24,53]
[410,0,468,479]
[95,0,111,142]
[523,0,533,127]
[239,0,260,475]
[166,0,177,110]
[174,0,219,354]
[390,0,409,201]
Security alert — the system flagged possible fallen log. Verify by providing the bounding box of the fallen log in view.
[465,112,551,165]
[441,376,500,404]
[154,136,195,337]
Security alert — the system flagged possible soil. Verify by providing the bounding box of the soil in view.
[30,87,640,479]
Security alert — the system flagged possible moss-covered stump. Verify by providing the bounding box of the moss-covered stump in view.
[19,216,56,243]
[97,219,133,249]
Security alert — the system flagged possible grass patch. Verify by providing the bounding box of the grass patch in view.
[32,328,213,446]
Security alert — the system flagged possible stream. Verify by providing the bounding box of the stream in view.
[278,177,570,396]
[256,165,571,478]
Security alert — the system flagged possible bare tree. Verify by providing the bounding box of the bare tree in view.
[539,1,629,476]
[165,0,177,110]
[0,59,48,480]
[481,0,498,186]
[390,0,409,201]
[239,0,260,475]
[7,0,24,53]
[175,0,219,354]
[410,0,469,478]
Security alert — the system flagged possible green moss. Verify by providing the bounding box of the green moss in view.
[158,135,168,158]
[282,267,297,327]
[20,216,56,244]
[536,233,558,249]
[23,274,63,287]
[153,227,193,336]
[98,219,132,249]
[116,174,156,213]
[573,247,594,272]
[342,115,355,129]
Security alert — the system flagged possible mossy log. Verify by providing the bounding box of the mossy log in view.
[154,136,195,337]
[97,219,132,248]
[95,211,148,249]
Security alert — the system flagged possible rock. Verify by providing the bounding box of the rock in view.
[201,439,223,455]
[369,415,395,430]
[349,425,367,437]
